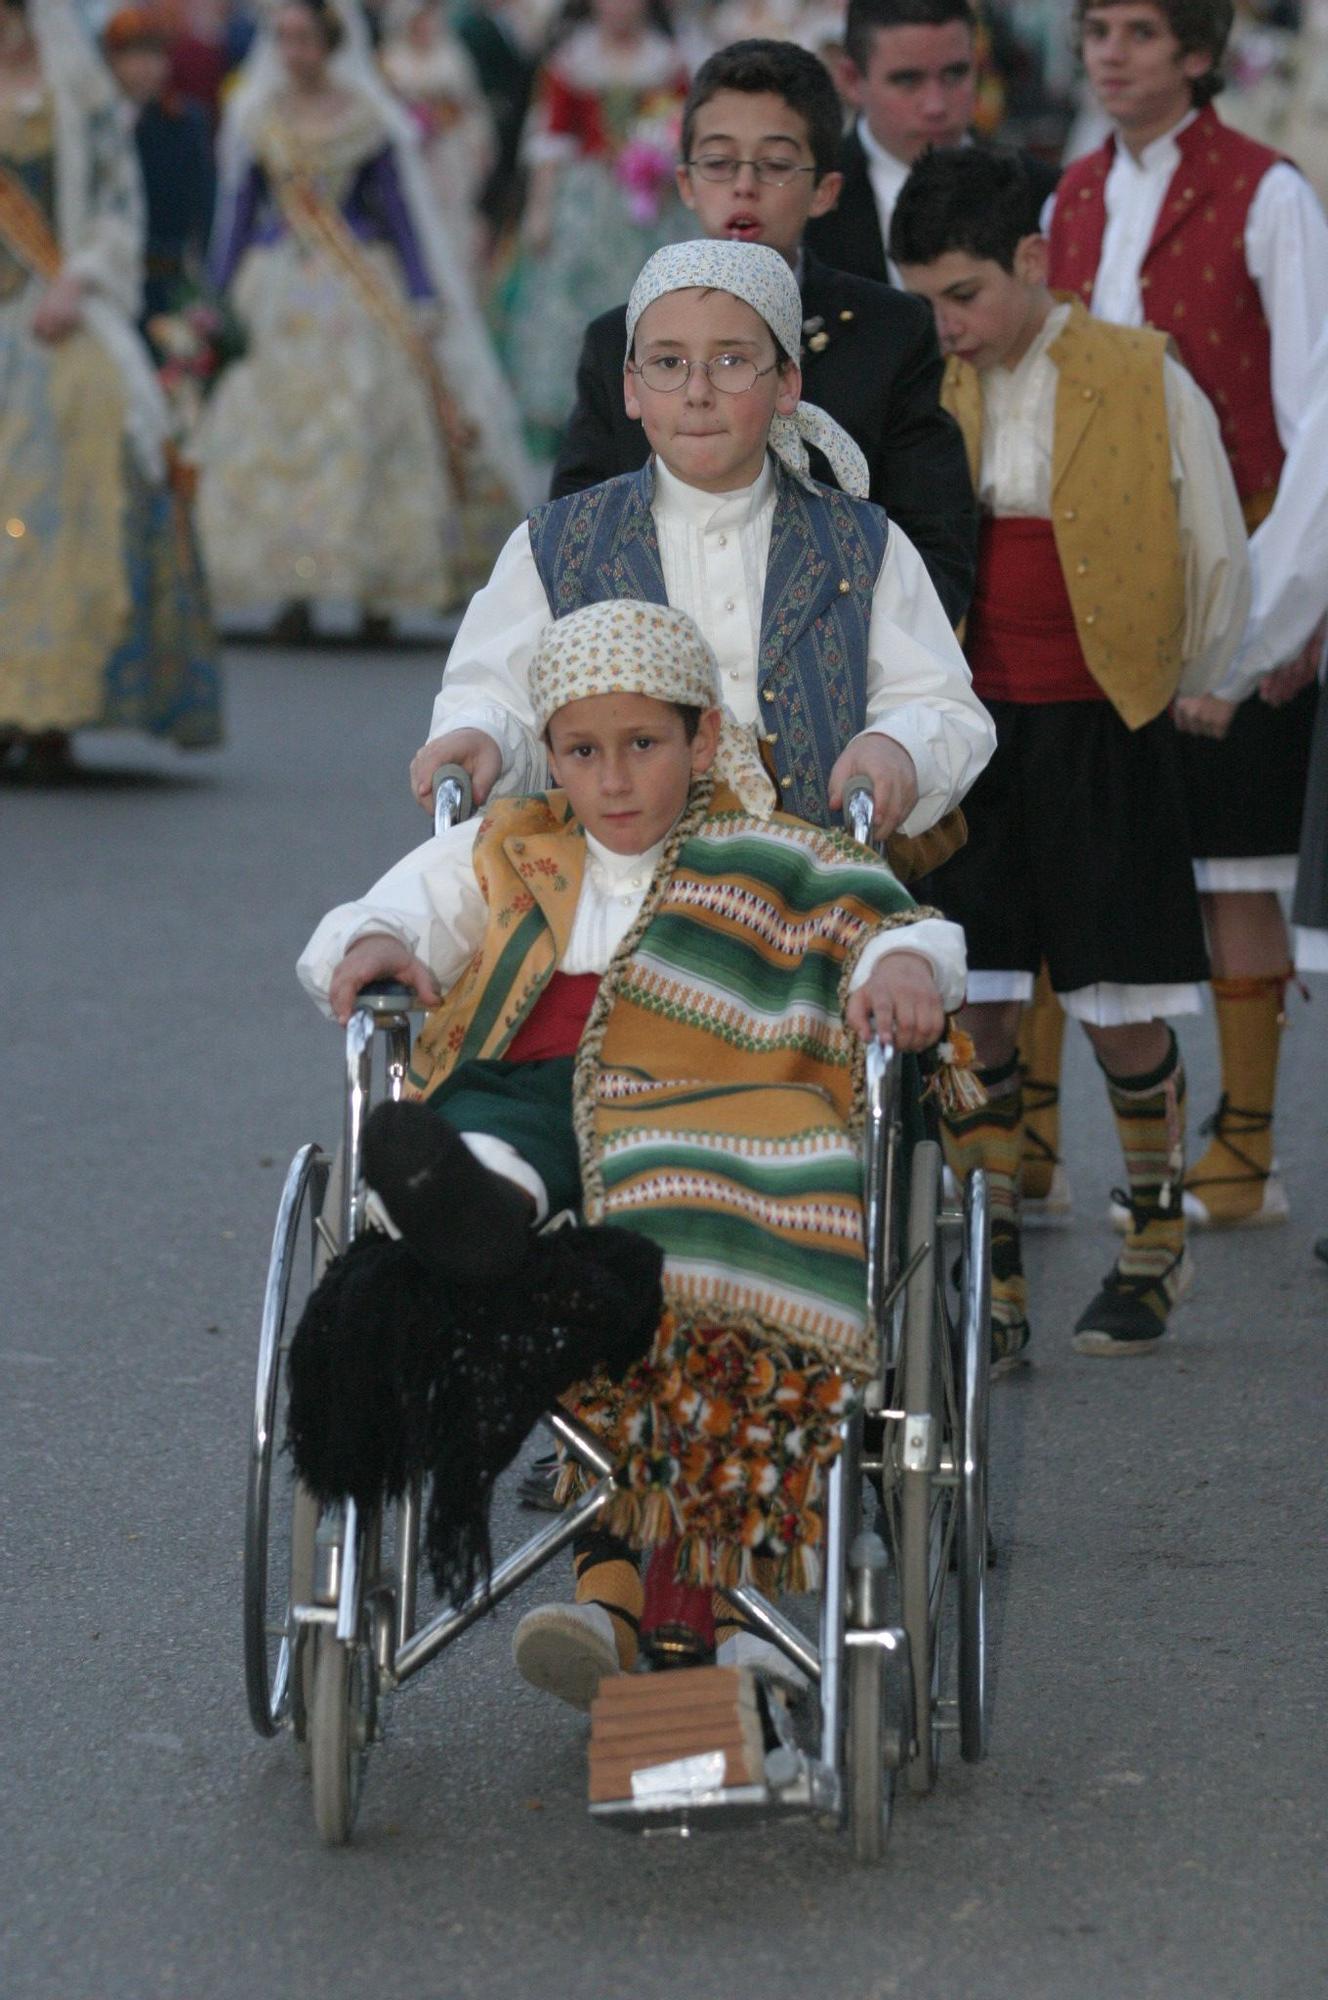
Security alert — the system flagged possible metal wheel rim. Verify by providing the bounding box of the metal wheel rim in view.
[900,1141,951,1794]
[243,1142,327,1737]
[957,1169,991,1763]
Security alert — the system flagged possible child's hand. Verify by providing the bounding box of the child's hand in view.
[328,934,443,1025]
[1173,692,1237,740]
[410,728,502,811]
[828,735,919,838]
[845,950,944,1053]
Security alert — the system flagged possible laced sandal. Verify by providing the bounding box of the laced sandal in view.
[1019,1077,1074,1226]
[1181,1096,1288,1229]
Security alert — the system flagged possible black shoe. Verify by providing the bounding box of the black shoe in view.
[1315,1236,1328,1269]
[362,1100,533,1284]
[517,1450,563,1511]
[1071,1249,1192,1357]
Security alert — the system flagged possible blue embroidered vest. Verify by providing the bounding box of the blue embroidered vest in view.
[527,461,889,829]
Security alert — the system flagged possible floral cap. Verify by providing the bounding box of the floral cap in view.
[624,240,871,500]
[529,599,777,817]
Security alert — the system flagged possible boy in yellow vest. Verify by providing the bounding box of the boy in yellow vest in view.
[890,146,1249,1362]
[294,598,967,1705]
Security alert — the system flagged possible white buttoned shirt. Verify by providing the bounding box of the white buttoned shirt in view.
[427,454,994,838]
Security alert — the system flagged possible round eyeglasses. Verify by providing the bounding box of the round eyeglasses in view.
[686,154,818,187]
[627,354,780,395]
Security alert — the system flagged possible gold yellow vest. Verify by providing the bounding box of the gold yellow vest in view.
[943,300,1186,731]
[407,794,589,1100]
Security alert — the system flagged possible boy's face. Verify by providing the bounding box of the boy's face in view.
[897,239,1049,373]
[841,21,976,165]
[624,289,801,494]
[677,90,842,265]
[545,693,720,853]
[1080,3,1215,135]
[108,43,170,107]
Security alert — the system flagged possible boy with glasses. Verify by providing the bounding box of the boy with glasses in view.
[550,38,978,627]
[411,237,992,862]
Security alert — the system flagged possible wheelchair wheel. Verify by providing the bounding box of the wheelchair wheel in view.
[955,1170,991,1764]
[845,1531,896,1864]
[244,1142,329,1738]
[898,1141,957,1796]
[309,1625,376,1846]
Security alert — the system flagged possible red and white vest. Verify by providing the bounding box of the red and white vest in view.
[1048,105,1288,507]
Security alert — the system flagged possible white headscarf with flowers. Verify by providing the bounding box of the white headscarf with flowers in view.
[624,240,871,500]
[529,600,777,818]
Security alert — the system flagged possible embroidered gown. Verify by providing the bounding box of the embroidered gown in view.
[195,92,471,614]
[0,89,220,747]
[502,25,689,457]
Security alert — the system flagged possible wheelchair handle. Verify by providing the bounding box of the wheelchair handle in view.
[433,762,473,836]
[844,777,875,847]
[353,979,421,1017]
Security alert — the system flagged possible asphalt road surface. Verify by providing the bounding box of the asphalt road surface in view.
[3,644,1326,2000]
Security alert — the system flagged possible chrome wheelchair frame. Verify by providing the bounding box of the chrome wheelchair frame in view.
[244,774,992,1858]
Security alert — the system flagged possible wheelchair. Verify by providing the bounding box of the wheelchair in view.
[244,773,993,1862]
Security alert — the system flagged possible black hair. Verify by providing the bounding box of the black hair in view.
[278,0,345,53]
[889,145,1042,273]
[543,701,706,745]
[680,39,844,182]
[1073,0,1232,105]
[843,0,976,73]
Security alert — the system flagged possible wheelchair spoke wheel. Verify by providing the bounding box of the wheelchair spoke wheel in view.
[955,1169,992,1764]
[244,1142,329,1738]
[898,1141,954,1796]
[309,1625,376,1846]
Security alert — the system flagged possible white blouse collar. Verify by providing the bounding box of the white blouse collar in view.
[985,299,1072,386]
[651,452,777,531]
[583,828,669,896]
[1116,105,1200,177]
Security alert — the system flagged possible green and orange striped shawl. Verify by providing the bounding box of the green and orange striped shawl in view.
[410,776,925,1377]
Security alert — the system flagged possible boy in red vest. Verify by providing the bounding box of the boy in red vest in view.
[891,145,1248,1360]
[1041,0,1328,1232]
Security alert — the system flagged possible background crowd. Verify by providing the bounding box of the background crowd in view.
[1,0,1325,1265]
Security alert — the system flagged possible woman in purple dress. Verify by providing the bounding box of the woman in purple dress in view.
[196,0,531,635]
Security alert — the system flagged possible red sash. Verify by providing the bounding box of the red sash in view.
[504,971,601,1064]
[966,517,1105,706]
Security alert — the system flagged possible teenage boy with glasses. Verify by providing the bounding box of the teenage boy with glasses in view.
[549,38,978,629]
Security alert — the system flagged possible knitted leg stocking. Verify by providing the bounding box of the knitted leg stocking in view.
[941,1054,1029,1369]
[1184,973,1290,1228]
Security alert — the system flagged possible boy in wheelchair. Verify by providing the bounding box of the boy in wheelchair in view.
[293,599,967,1708]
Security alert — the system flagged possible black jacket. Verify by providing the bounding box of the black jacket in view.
[549,248,977,626]
[806,128,1061,289]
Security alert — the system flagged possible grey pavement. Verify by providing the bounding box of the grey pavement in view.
[3,646,1325,2000]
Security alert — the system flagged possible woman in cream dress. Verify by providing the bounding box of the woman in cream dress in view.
[0,0,219,774]
[195,0,532,634]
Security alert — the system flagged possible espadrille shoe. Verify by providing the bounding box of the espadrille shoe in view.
[514,1602,622,1711]
[1071,1248,1194,1356]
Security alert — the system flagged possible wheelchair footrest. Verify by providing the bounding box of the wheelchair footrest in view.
[588,1666,837,1830]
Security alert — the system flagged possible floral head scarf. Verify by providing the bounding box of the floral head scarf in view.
[624,240,870,499]
[529,599,776,816]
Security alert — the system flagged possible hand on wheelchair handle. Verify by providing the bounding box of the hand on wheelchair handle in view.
[827,733,919,840]
[845,950,945,1054]
[411,728,502,811]
[328,934,443,1025]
